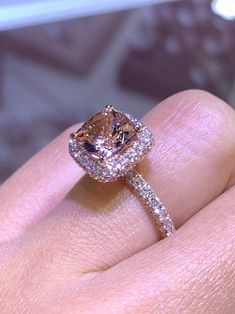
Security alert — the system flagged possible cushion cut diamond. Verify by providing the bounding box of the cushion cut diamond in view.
[69,106,153,182]
[74,108,138,161]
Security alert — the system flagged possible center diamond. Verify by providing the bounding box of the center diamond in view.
[74,108,138,161]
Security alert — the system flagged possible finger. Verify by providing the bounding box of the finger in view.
[2,115,235,314]
[82,185,235,313]
[0,123,83,242]
[19,90,235,272]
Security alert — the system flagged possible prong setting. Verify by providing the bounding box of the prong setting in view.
[68,106,175,238]
[104,105,114,113]
[69,107,154,182]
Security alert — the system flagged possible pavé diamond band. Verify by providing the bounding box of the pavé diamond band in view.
[69,105,175,238]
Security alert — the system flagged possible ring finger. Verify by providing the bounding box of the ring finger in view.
[12,89,235,274]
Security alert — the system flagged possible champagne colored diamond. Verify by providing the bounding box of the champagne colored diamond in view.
[74,109,138,161]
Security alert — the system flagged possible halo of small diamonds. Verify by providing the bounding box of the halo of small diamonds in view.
[69,107,154,182]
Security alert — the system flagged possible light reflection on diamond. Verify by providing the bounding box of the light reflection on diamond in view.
[69,107,154,182]
[74,109,138,161]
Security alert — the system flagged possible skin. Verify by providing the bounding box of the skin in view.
[0,90,234,313]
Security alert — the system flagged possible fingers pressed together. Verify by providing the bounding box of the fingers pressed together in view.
[0,90,235,313]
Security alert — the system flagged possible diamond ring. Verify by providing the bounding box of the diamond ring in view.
[69,105,175,238]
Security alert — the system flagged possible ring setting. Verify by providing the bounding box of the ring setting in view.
[69,105,175,238]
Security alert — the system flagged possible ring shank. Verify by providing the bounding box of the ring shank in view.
[124,169,175,238]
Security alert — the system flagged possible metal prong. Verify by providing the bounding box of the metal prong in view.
[70,133,75,140]
[104,105,114,113]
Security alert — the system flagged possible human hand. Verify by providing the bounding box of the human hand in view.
[0,90,234,313]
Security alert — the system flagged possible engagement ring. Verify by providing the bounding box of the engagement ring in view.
[69,105,175,238]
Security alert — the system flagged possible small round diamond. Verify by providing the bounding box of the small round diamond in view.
[69,138,79,155]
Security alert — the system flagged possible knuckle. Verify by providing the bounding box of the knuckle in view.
[171,89,235,148]
[178,89,234,125]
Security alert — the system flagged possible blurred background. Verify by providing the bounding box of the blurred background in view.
[0,0,235,183]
